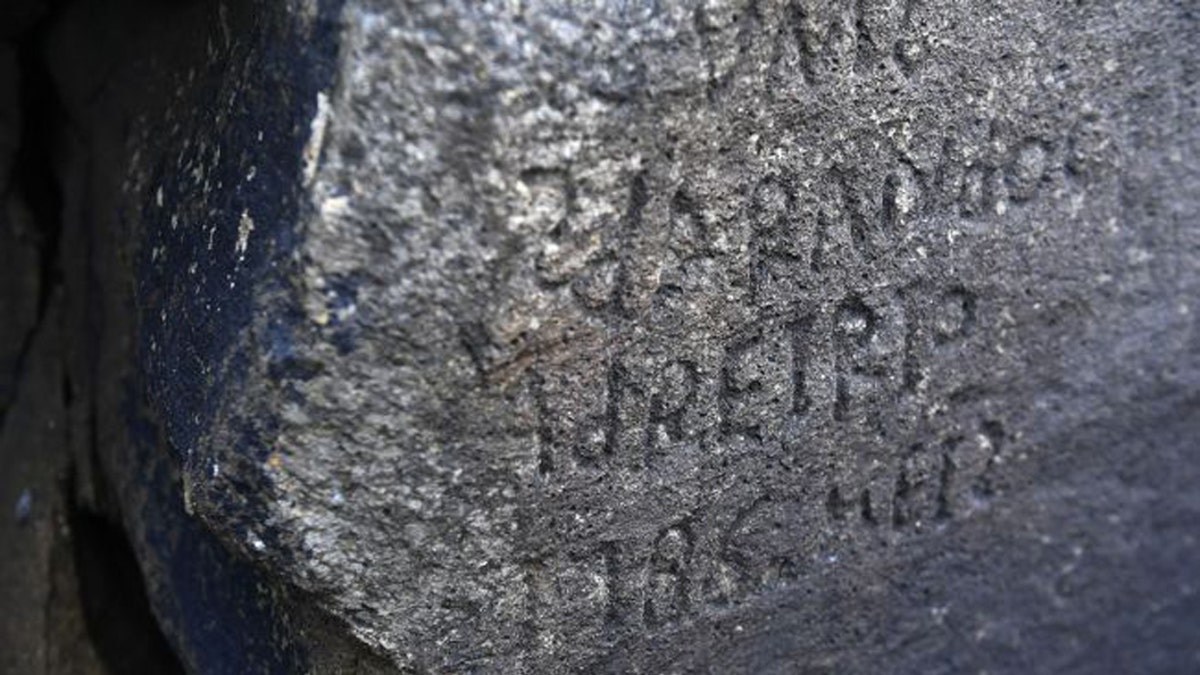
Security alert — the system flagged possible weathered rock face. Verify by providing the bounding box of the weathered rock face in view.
[22,1,364,672]
[99,0,1200,672]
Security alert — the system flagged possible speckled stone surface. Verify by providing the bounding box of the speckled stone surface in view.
[109,0,1200,672]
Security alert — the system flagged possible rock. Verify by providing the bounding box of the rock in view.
[0,1,48,41]
[0,45,40,419]
[13,489,32,523]
[37,0,1200,672]
[0,299,62,675]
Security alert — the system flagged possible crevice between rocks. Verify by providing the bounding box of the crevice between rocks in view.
[2,3,185,672]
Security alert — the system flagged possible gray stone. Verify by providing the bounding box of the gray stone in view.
[0,45,40,421]
[98,0,1200,671]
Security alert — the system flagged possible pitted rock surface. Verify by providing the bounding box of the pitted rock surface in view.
[130,1,1199,671]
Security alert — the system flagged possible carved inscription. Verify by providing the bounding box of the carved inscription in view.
[519,413,1014,640]
[470,88,1116,637]
[699,0,923,98]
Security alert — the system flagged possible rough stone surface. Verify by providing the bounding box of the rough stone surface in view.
[0,12,169,673]
[117,0,1200,671]
[39,1,378,672]
[1,0,374,672]
[22,0,1193,672]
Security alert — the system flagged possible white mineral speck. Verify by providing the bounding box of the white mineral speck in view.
[236,210,255,261]
[321,195,350,217]
[303,91,332,185]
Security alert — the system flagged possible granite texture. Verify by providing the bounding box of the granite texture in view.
[132,1,1198,671]
[7,0,1195,672]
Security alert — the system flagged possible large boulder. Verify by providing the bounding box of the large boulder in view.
[44,0,1200,671]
